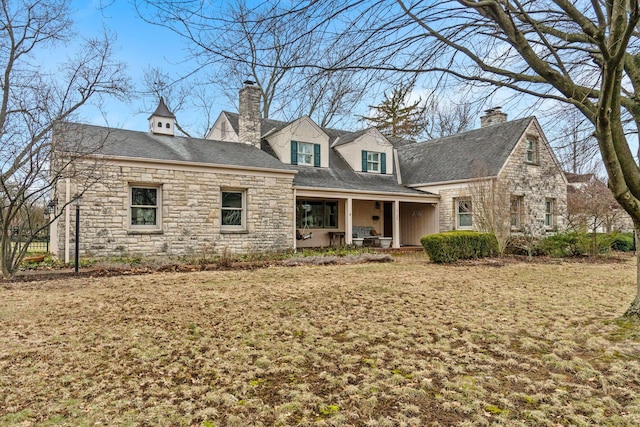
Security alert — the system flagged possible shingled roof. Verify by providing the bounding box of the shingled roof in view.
[292,147,429,195]
[56,122,294,173]
[397,117,534,185]
[223,112,429,196]
[148,97,175,119]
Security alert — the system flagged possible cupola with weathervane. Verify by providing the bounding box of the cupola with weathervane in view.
[148,97,175,136]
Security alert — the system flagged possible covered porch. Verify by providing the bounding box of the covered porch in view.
[294,189,439,249]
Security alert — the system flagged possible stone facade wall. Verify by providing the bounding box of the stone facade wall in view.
[420,121,567,236]
[54,160,295,259]
[497,122,567,236]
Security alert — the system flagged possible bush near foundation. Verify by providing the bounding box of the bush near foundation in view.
[421,231,499,263]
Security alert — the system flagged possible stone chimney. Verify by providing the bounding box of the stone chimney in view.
[238,81,262,148]
[148,97,175,136]
[480,107,507,128]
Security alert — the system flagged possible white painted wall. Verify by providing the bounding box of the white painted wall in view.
[334,129,393,175]
[265,117,330,167]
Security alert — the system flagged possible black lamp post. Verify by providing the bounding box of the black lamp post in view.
[74,193,82,273]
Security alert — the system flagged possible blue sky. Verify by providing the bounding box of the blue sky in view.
[70,1,229,132]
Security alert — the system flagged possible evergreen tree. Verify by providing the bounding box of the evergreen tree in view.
[361,84,427,139]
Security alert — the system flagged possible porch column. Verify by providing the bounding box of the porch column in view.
[346,197,353,245]
[393,200,400,248]
[293,188,297,249]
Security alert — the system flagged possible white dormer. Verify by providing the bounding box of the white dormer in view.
[207,112,239,142]
[148,97,175,136]
[264,116,330,167]
[333,127,394,175]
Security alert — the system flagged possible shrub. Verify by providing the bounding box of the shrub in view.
[610,232,635,252]
[504,235,543,257]
[539,231,589,257]
[420,231,499,263]
[539,231,633,257]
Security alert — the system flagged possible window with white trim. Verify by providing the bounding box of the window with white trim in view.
[545,198,555,228]
[130,185,161,230]
[297,142,314,166]
[456,198,473,229]
[221,190,246,230]
[367,152,380,172]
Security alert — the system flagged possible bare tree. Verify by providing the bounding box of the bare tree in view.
[467,179,513,254]
[0,1,129,279]
[424,99,475,140]
[134,0,372,128]
[567,176,632,239]
[550,107,601,175]
[272,0,640,317]
[140,67,199,137]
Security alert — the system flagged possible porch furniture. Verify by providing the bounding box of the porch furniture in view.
[352,226,385,247]
[328,231,345,246]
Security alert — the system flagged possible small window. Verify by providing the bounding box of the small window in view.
[511,195,523,229]
[545,198,555,228]
[526,138,537,163]
[296,200,338,229]
[367,152,380,172]
[158,122,162,128]
[221,190,245,229]
[166,123,170,129]
[298,142,314,166]
[456,198,473,229]
[130,185,161,230]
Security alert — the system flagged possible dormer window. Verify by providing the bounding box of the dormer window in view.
[361,150,387,173]
[298,142,313,165]
[291,141,321,167]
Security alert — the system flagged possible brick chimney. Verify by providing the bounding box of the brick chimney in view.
[480,107,507,128]
[238,81,262,148]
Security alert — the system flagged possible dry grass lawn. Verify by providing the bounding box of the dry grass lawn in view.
[1,254,640,426]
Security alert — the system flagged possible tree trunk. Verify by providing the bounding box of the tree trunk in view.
[624,225,640,318]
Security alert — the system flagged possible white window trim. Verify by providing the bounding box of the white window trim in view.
[367,151,380,172]
[456,198,473,230]
[129,184,162,232]
[221,189,247,232]
[297,142,314,166]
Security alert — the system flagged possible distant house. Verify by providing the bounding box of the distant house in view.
[565,173,633,233]
[50,83,567,260]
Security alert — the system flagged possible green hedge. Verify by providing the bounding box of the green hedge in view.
[539,231,636,257]
[420,231,499,263]
[610,232,635,252]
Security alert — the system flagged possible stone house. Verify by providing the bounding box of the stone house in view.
[397,108,568,237]
[50,83,567,260]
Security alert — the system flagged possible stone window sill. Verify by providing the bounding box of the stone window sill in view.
[221,229,248,234]
[127,230,164,235]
